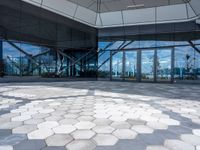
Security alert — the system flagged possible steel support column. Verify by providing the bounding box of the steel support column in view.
[137,50,141,82]
[154,49,157,82]
[171,47,175,83]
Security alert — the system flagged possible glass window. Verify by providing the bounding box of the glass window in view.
[157,49,172,81]
[141,50,154,81]
[112,51,123,80]
[124,51,137,80]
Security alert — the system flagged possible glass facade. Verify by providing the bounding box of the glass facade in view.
[98,32,200,83]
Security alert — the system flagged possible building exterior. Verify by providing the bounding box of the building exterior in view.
[0,0,200,83]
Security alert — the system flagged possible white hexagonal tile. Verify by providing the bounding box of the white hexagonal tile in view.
[146,145,170,150]
[93,134,118,146]
[159,118,180,126]
[28,129,54,139]
[53,125,76,134]
[12,125,37,134]
[110,121,131,129]
[59,119,78,125]
[147,122,168,130]
[75,121,96,130]
[66,140,96,150]
[92,126,115,134]
[46,134,73,146]
[71,130,96,139]
[164,139,195,150]
[11,115,31,121]
[0,145,13,150]
[37,121,59,129]
[193,129,200,136]
[113,129,137,139]
[181,134,200,145]
[132,125,154,134]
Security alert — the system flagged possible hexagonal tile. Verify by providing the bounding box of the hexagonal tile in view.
[113,129,137,139]
[66,140,96,150]
[28,129,54,139]
[159,118,180,126]
[12,125,37,134]
[24,119,44,125]
[38,121,59,129]
[11,115,31,121]
[92,126,115,134]
[77,116,94,121]
[193,129,200,136]
[71,130,96,139]
[59,119,78,125]
[93,119,112,126]
[75,121,96,130]
[146,145,170,150]
[53,125,76,134]
[0,121,23,129]
[181,134,200,145]
[147,122,168,130]
[132,125,154,134]
[45,134,73,146]
[164,139,195,150]
[110,121,131,129]
[93,134,118,146]
[0,145,13,150]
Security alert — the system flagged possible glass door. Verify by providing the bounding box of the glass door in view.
[112,51,123,80]
[124,51,137,81]
[141,50,155,81]
[157,49,172,82]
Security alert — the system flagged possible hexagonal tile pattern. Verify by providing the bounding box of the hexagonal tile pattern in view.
[12,125,37,134]
[45,134,73,146]
[93,134,118,146]
[164,139,195,150]
[53,125,76,134]
[71,130,96,139]
[1,81,200,150]
[0,145,13,150]
[146,145,170,150]
[92,126,115,133]
[113,129,137,139]
[66,140,96,150]
[38,121,59,129]
[132,125,154,134]
[28,129,54,139]
[75,121,96,130]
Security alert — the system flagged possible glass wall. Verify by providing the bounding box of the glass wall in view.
[124,51,137,81]
[141,50,155,81]
[112,51,123,80]
[98,32,200,83]
[157,49,172,81]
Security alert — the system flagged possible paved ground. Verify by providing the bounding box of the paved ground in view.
[0,81,200,150]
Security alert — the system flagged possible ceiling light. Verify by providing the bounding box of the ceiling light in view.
[127,4,144,9]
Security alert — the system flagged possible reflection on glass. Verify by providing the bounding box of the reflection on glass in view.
[141,50,154,81]
[124,51,137,80]
[157,49,171,81]
[174,46,200,80]
[98,51,110,78]
[112,51,123,79]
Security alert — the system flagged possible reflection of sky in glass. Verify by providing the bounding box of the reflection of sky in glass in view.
[175,46,200,69]
[3,42,42,58]
[125,51,137,74]
[142,51,154,74]
[98,42,110,50]
[109,41,124,50]
[157,50,171,69]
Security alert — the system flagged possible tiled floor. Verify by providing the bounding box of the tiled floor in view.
[0,81,200,150]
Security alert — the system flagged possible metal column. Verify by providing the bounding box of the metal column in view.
[0,40,2,61]
[137,50,141,82]
[171,47,175,83]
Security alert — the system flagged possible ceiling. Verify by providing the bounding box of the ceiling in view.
[68,0,187,13]
[21,0,200,28]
